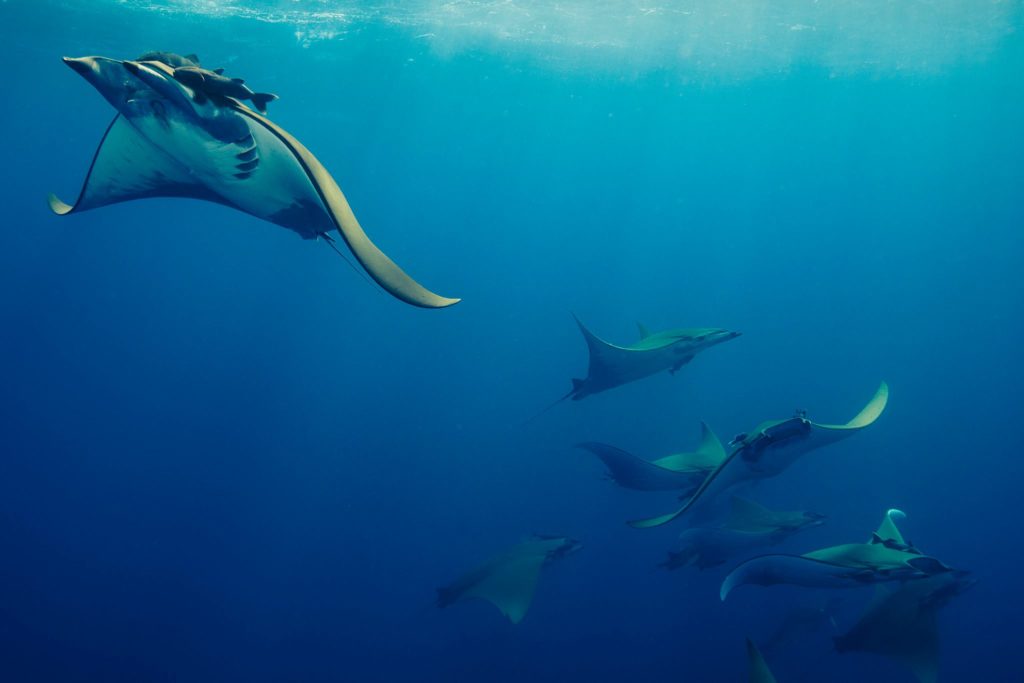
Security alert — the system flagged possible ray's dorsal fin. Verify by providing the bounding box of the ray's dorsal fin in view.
[185,53,200,64]
[213,67,225,75]
[651,421,726,472]
[573,314,639,371]
[747,639,778,683]
[636,321,651,339]
[48,115,227,215]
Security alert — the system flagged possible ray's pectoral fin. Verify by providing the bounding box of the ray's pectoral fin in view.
[815,382,889,432]
[232,106,460,309]
[462,552,547,624]
[48,115,225,215]
[747,639,779,683]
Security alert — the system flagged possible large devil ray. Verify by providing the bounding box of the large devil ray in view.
[720,509,954,601]
[835,571,974,683]
[578,421,726,492]
[662,497,825,571]
[49,55,458,309]
[628,382,889,529]
[436,535,580,624]
[566,318,740,400]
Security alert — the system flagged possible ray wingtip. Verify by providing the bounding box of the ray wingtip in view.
[627,517,659,529]
[404,292,461,309]
[432,295,461,308]
[47,192,74,215]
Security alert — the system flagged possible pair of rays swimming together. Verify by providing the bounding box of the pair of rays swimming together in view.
[741,511,970,683]
[53,51,969,683]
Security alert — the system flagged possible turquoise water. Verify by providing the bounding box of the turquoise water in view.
[1,1,1022,681]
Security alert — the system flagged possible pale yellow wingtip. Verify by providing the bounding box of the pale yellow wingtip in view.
[47,192,74,215]
[846,381,889,429]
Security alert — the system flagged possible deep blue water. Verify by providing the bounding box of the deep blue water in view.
[1,2,1022,681]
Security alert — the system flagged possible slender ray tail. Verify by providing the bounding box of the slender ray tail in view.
[322,233,383,295]
[520,387,577,427]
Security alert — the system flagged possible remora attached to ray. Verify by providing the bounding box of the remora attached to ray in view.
[49,54,458,309]
[565,318,740,400]
[628,382,889,529]
[436,535,580,624]
[835,571,974,683]
[662,496,825,571]
[720,509,954,601]
[578,421,726,492]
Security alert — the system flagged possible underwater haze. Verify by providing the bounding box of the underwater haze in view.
[1,1,1022,681]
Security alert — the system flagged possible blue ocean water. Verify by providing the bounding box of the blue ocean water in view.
[1,1,1022,681]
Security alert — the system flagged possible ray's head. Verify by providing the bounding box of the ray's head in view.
[62,55,245,142]
[679,327,742,351]
[62,56,141,111]
[61,56,189,121]
[799,510,828,529]
[543,536,582,561]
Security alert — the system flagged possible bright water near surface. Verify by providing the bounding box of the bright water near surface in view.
[1,1,1022,681]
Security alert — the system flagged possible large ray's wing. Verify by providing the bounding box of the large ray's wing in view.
[747,639,778,683]
[894,630,940,683]
[813,382,889,432]
[573,315,644,376]
[628,445,751,529]
[835,575,952,683]
[720,554,870,600]
[230,105,459,309]
[460,546,548,624]
[578,442,698,491]
[48,115,229,215]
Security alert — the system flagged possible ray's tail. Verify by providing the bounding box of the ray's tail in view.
[322,233,383,294]
[520,381,582,427]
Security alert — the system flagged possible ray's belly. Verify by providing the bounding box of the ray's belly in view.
[135,111,334,239]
